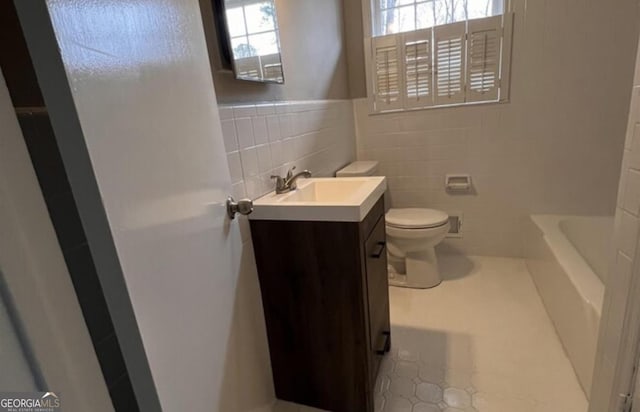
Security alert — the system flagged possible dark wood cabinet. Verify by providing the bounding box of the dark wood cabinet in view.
[250,196,391,412]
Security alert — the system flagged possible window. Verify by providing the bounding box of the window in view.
[225,0,283,81]
[375,0,504,36]
[367,0,513,113]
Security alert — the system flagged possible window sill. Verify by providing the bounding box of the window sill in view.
[368,98,509,116]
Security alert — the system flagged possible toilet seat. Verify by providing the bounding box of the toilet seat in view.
[386,208,449,229]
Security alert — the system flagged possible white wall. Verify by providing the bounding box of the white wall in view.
[590,38,640,412]
[0,290,36,391]
[0,71,112,410]
[354,0,638,257]
[0,79,38,387]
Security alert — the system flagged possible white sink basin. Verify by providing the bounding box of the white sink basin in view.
[249,177,387,222]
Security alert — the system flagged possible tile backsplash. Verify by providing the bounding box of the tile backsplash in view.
[220,100,356,201]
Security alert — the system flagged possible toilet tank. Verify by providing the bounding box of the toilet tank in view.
[336,161,379,177]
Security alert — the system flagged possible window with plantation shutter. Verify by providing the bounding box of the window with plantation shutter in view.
[404,29,434,108]
[366,5,514,114]
[466,15,502,102]
[434,22,466,105]
[235,56,261,79]
[372,35,404,111]
[261,53,284,82]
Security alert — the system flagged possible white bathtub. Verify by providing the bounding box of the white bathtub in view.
[525,215,613,397]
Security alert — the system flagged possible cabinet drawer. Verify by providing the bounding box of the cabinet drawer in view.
[365,215,391,380]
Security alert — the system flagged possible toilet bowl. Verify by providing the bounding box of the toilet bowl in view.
[385,208,450,289]
[336,161,450,289]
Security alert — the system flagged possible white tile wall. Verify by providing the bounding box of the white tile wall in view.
[353,0,637,257]
[220,100,356,201]
[589,39,640,411]
[354,99,527,257]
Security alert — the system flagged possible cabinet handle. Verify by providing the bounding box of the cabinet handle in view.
[371,241,386,258]
[376,331,391,355]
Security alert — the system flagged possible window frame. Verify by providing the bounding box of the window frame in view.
[225,0,281,59]
[374,0,435,38]
[362,0,514,114]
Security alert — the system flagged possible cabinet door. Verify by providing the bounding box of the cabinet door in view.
[365,216,391,381]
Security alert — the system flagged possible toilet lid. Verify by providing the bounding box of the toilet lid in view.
[386,208,449,229]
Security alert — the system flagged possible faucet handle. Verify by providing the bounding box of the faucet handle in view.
[271,175,286,192]
[286,166,296,180]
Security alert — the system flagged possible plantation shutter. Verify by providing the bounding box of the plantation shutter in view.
[403,29,434,108]
[235,56,262,79]
[434,22,466,105]
[466,15,502,102]
[372,34,404,111]
[261,53,284,82]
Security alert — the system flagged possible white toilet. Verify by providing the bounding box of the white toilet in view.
[336,161,450,289]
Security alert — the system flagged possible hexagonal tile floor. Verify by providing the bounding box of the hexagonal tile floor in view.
[374,354,478,412]
[376,256,588,412]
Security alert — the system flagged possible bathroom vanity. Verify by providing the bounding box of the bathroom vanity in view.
[249,177,390,412]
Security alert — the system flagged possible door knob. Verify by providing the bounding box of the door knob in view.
[226,196,253,220]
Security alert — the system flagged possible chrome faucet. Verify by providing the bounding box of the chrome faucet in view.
[271,166,312,194]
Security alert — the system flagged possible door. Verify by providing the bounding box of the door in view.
[15,1,244,411]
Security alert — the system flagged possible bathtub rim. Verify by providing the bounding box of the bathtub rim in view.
[530,214,605,317]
